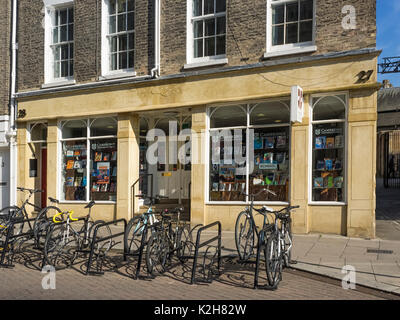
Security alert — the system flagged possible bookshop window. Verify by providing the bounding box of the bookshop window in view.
[250,101,290,202]
[60,117,118,202]
[210,105,247,128]
[208,101,290,203]
[209,128,247,202]
[311,95,346,202]
[90,138,117,201]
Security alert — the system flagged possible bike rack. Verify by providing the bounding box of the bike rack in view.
[85,219,133,276]
[180,221,222,285]
[0,217,37,268]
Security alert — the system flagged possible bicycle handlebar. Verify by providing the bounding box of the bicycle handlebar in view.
[17,187,44,193]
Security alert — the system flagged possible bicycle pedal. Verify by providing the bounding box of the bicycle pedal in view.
[289,260,297,265]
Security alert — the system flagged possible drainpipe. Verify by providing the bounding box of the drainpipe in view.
[150,0,160,78]
[7,0,18,206]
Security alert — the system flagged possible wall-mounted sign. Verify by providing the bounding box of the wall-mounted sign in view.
[290,85,304,123]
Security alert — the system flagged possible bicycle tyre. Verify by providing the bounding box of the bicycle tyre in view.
[124,216,146,255]
[283,221,292,268]
[33,206,62,249]
[43,224,79,270]
[177,224,193,263]
[235,210,255,261]
[265,233,282,287]
[146,231,168,276]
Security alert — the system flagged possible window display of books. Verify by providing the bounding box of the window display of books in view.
[313,126,344,201]
[250,131,289,201]
[90,140,117,201]
[209,163,246,201]
[63,142,87,201]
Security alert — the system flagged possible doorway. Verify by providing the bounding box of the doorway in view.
[139,111,192,208]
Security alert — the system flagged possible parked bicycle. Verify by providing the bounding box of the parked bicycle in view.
[43,201,112,270]
[33,197,64,249]
[0,187,44,242]
[260,205,299,287]
[124,194,166,257]
[146,206,193,276]
[234,188,277,261]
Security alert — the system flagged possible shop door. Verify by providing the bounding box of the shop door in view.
[156,136,191,202]
[0,150,10,209]
[41,148,47,208]
[156,137,181,200]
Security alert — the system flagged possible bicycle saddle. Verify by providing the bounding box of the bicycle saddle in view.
[84,200,96,209]
[48,197,59,204]
[262,206,274,213]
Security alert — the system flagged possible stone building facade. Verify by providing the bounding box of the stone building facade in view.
[15,0,380,238]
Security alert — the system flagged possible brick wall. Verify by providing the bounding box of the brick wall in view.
[16,0,376,91]
[0,0,11,115]
[17,0,44,91]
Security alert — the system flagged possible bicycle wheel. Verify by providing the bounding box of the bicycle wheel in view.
[33,206,62,249]
[146,231,168,276]
[0,206,23,242]
[283,221,292,268]
[235,210,255,261]
[177,224,194,263]
[124,216,147,255]
[264,233,282,287]
[43,224,79,270]
[88,220,112,255]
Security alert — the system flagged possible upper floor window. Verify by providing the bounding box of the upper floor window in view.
[44,2,75,85]
[52,7,74,79]
[102,0,135,76]
[266,0,316,58]
[187,0,226,65]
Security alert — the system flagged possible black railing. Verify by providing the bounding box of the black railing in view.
[384,131,400,188]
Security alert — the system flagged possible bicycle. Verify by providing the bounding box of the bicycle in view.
[43,201,112,270]
[0,187,44,243]
[123,195,166,257]
[33,197,64,249]
[234,188,277,261]
[262,205,299,287]
[145,206,193,276]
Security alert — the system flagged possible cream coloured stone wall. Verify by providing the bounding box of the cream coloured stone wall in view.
[16,53,379,237]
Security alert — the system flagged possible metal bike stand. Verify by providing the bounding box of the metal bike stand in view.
[85,218,128,276]
[0,217,37,268]
[179,221,222,285]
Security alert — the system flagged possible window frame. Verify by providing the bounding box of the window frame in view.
[265,0,317,58]
[186,0,227,66]
[44,1,75,85]
[57,116,118,204]
[101,0,136,78]
[205,100,292,205]
[308,92,348,206]
[27,122,48,144]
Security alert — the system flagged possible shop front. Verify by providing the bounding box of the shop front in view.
[16,50,379,238]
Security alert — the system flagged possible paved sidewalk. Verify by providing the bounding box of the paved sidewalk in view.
[218,231,400,295]
[107,223,400,296]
